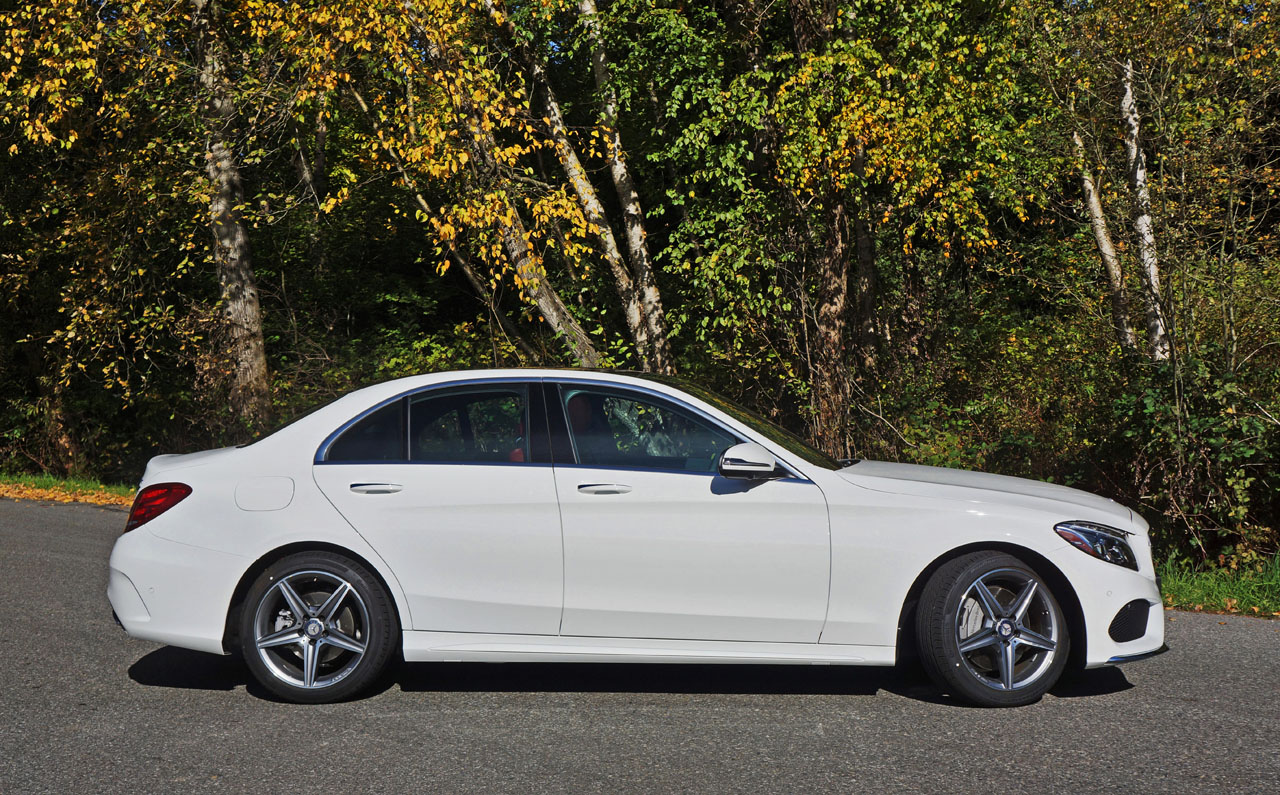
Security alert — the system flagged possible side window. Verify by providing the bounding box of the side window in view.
[409,387,528,464]
[325,401,405,462]
[559,387,737,472]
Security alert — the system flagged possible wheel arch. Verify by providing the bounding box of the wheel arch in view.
[895,541,1086,672]
[221,541,404,656]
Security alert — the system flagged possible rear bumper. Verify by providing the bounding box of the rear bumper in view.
[107,527,244,655]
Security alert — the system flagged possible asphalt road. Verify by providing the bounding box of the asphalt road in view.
[2,499,1278,793]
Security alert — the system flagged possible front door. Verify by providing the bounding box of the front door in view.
[549,382,830,643]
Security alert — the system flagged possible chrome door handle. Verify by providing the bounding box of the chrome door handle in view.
[349,483,403,495]
[577,483,632,495]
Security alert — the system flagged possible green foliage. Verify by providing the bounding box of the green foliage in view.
[1110,355,1279,558]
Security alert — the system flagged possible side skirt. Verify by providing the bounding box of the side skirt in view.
[401,631,896,666]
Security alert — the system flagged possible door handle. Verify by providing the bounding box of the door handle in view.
[349,483,403,495]
[577,483,632,495]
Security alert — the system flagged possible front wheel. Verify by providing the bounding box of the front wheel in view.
[239,551,398,703]
[915,551,1070,707]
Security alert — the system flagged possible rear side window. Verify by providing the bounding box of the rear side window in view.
[409,387,528,464]
[324,402,405,462]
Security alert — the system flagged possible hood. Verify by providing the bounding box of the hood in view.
[141,446,241,479]
[838,460,1134,527]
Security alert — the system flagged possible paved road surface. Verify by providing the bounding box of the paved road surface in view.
[2,499,1278,793]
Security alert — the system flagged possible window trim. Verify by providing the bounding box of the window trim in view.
[314,377,544,465]
[314,375,810,480]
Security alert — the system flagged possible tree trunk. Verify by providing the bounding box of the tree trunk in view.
[812,202,851,456]
[496,205,602,368]
[786,0,850,454]
[482,1,659,371]
[191,0,269,426]
[388,8,602,367]
[1072,129,1138,353]
[292,110,329,272]
[457,115,603,369]
[787,0,838,52]
[1119,60,1171,361]
[447,247,540,361]
[575,0,675,374]
[851,146,878,366]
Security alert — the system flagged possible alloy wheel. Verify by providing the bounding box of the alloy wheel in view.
[251,569,370,690]
[953,567,1060,691]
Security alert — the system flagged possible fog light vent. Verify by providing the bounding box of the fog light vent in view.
[1108,599,1150,643]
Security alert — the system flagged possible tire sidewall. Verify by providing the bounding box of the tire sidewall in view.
[917,551,1070,707]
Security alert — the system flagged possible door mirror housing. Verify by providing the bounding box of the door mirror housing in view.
[718,442,780,479]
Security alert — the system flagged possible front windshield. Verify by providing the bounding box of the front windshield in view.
[635,374,843,471]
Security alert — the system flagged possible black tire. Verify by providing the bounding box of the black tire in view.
[239,551,398,703]
[915,551,1070,707]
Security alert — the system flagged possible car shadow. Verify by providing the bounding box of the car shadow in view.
[1050,666,1134,698]
[128,647,1131,704]
[395,660,935,698]
[129,646,936,701]
[128,646,251,692]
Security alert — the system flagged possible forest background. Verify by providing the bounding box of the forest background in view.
[1,0,1277,569]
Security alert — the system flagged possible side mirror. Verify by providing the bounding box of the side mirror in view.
[718,442,780,479]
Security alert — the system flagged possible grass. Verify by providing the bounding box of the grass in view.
[0,471,135,507]
[1157,555,1280,617]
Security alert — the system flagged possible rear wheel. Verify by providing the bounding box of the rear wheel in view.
[916,551,1069,707]
[239,551,397,703]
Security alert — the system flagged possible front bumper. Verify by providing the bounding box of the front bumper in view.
[1046,546,1166,667]
[1107,643,1170,665]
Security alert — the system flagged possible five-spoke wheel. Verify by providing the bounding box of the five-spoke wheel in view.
[240,552,397,703]
[916,551,1070,707]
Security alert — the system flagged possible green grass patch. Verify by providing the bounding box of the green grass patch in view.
[1158,555,1280,616]
[0,471,135,500]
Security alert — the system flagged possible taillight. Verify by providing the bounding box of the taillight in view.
[124,482,193,532]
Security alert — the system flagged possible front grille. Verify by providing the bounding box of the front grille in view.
[1108,599,1150,643]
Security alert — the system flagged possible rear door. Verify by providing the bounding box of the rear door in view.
[312,380,563,635]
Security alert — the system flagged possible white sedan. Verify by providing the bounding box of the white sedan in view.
[108,369,1165,706]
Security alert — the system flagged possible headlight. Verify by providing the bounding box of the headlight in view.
[1054,521,1138,570]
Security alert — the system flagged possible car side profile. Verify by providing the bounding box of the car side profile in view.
[108,369,1165,706]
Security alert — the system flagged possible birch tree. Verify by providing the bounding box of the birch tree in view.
[575,0,675,373]
[1119,59,1171,361]
[481,0,652,368]
[1072,128,1138,353]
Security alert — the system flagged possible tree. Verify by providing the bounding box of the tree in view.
[191,0,271,421]
[1119,58,1171,360]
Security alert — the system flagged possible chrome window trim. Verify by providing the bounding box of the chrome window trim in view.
[316,460,553,469]
[314,376,536,465]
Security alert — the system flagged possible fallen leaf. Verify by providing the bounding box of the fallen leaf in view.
[0,483,132,508]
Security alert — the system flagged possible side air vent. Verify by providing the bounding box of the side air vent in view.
[1108,599,1151,643]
